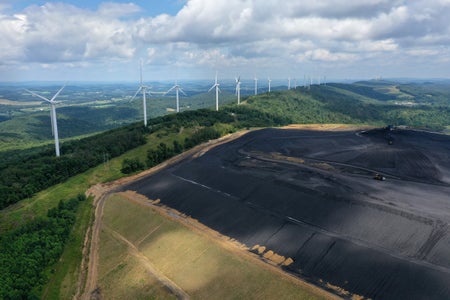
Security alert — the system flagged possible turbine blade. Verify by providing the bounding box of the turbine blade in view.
[208,84,216,92]
[50,85,66,102]
[139,59,143,85]
[179,87,187,96]
[25,89,51,103]
[165,85,176,95]
[130,87,142,102]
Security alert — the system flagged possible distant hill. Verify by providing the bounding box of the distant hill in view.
[239,82,449,131]
[0,80,448,152]
[0,79,449,299]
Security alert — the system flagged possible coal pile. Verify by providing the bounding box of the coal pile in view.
[123,128,450,299]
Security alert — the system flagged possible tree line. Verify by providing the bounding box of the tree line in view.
[0,125,147,209]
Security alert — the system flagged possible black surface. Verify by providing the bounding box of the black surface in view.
[122,128,450,299]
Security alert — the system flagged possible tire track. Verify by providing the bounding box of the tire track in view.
[103,226,190,300]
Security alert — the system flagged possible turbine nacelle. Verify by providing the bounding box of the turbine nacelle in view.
[131,59,150,126]
[208,72,221,111]
[165,81,187,113]
[25,85,66,157]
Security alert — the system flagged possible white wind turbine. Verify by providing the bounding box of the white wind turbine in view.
[26,85,65,157]
[208,72,221,111]
[130,60,150,126]
[254,75,258,95]
[235,76,241,105]
[165,80,186,113]
[268,77,272,93]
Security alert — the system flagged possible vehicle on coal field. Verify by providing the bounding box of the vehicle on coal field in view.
[374,173,386,181]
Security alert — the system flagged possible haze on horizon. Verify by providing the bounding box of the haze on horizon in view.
[1,0,450,82]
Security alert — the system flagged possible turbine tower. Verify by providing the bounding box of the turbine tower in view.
[235,76,241,105]
[268,77,272,93]
[130,60,150,126]
[26,85,65,157]
[288,77,291,90]
[254,76,258,95]
[165,80,186,113]
[208,72,220,111]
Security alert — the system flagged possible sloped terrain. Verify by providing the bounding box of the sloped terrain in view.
[123,127,450,299]
[122,127,450,299]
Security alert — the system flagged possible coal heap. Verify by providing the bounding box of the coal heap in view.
[123,128,450,299]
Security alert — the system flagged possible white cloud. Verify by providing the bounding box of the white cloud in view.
[0,14,25,64]
[1,0,450,80]
[98,2,141,17]
[300,49,357,62]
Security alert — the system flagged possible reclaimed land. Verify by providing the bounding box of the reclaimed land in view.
[95,192,332,300]
[122,127,450,299]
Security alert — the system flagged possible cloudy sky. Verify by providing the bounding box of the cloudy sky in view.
[1,0,450,82]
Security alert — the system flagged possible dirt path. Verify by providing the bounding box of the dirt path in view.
[77,131,250,300]
[77,129,342,300]
[79,185,110,300]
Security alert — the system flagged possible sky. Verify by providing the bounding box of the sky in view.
[1,0,450,82]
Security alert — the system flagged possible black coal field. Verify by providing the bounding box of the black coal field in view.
[122,127,450,299]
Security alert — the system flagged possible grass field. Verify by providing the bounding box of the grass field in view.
[98,193,329,300]
[0,126,198,299]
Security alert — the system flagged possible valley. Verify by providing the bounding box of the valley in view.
[0,80,449,299]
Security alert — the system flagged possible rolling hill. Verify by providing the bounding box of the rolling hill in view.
[0,79,449,299]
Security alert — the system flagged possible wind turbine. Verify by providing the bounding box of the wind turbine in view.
[254,75,258,95]
[130,60,150,126]
[268,77,272,93]
[26,85,65,157]
[208,72,220,111]
[165,80,186,112]
[288,77,291,90]
[235,76,241,105]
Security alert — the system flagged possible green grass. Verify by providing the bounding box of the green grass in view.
[99,194,326,300]
[0,126,202,299]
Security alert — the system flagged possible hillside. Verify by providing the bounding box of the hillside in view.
[241,83,449,131]
[0,83,237,150]
[0,80,449,299]
[1,80,449,152]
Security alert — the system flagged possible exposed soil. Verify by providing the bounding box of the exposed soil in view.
[121,127,450,299]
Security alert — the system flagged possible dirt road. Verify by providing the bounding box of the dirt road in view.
[78,131,251,300]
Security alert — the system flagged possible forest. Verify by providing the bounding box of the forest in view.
[0,125,147,209]
[0,194,86,299]
[0,80,449,298]
[2,81,450,209]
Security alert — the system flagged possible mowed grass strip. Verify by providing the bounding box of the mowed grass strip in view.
[98,228,176,300]
[101,194,328,300]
